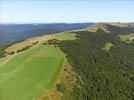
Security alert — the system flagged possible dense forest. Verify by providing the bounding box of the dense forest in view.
[54,28,134,100]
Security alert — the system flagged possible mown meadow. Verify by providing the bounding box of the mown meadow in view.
[0,45,64,100]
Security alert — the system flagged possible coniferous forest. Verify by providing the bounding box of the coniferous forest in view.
[56,29,134,100]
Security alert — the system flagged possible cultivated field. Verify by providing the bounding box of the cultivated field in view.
[0,45,64,100]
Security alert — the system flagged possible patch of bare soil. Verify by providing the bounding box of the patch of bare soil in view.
[37,61,77,100]
[37,90,63,100]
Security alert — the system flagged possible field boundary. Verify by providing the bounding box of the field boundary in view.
[0,46,42,83]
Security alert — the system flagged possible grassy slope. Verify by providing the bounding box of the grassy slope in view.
[54,32,77,41]
[118,33,134,43]
[0,45,64,100]
[0,32,77,100]
[0,56,11,66]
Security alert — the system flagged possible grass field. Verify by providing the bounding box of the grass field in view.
[0,56,12,67]
[54,32,77,41]
[118,33,134,43]
[0,45,64,100]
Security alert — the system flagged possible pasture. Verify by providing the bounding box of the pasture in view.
[0,45,64,100]
[54,32,77,41]
[118,33,134,43]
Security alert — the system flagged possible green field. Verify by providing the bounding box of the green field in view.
[0,45,64,100]
[118,33,134,43]
[54,32,77,41]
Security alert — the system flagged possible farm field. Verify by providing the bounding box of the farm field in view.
[0,45,65,100]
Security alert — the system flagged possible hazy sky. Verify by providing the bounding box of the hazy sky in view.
[1,0,134,23]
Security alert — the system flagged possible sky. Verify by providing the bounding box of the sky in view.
[0,0,134,23]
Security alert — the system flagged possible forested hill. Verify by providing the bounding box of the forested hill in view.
[86,23,134,34]
[48,23,134,100]
[0,23,93,46]
[0,22,134,100]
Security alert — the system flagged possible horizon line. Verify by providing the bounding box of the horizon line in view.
[1,21,134,24]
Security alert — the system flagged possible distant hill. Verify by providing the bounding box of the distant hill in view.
[106,22,134,28]
[0,23,93,46]
[86,22,134,34]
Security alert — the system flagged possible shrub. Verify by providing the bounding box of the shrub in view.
[56,83,66,93]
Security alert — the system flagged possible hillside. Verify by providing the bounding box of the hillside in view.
[0,23,93,46]
[86,23,134,34]
[56,23,134,100]
[0,23,134,100]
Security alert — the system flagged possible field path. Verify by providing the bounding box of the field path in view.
[23,77,45,91]
[0,55,33,83]
[0,41,40,68]
[0,54,17,68]
[0,43,41,83]
[0,44,65,100]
